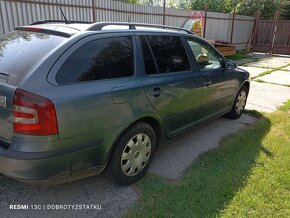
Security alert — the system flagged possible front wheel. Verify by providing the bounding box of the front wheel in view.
[107,122,156,185]
[225,85,249,119]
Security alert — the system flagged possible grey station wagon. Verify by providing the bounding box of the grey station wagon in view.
[0,21,250,185]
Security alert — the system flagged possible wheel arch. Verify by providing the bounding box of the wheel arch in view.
[104,115,164,166]
[242,80,250,92]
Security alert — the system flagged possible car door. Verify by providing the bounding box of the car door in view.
[47,33,144,140]
[138,34,203,137]
[186,37,238,122]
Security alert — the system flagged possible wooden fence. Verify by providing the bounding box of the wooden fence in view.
[0,0,255,50]
[252,11,290,55]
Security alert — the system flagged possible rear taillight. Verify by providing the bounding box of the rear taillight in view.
[13,89,58,135]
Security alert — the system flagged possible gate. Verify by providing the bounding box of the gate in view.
[252,12,290,55]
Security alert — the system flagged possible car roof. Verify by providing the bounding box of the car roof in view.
[14,21,193,37]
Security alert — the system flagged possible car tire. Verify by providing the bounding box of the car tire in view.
[225,85,249,119]
[107,122,157,185]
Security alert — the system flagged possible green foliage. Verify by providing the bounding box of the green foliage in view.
[139,0,163,7]
[116,0,139,3]
[189,0,233,13]
[281,0,290,19]
[115,0,289,19]
[236,0,286,19]
[227,53,248,61]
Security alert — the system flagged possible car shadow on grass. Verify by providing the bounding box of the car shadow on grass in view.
[126,114,271,217]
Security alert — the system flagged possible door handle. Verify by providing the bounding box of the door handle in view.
[150,87,163,97]
[203,79,212,86]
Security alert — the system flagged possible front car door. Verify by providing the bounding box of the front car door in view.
[138,34,203,137]
[185,37,239,122]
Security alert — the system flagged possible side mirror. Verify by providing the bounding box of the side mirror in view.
[226,59,237,69]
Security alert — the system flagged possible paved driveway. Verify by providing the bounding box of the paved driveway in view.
[238,54,290,112]
[247,81,290,112]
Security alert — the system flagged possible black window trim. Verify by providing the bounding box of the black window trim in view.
[143,36,160,74]
[52,34,137,86]
[138,34,193,77]
[186,36,227,72]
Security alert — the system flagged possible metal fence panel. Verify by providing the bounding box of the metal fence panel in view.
[0,0,254,50]
[206,12,232,43]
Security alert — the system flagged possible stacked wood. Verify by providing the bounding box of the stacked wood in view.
[207,40,236,56]
[215,44,236,56]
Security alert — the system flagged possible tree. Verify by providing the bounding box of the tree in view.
[114,0,289,19]
[187,0,232,13]
[115,0,233,12]
[116,0,163,6]
[139,0,163,7]
[116,0,139,3]
[281,0,290,19]
[236,0,286,19]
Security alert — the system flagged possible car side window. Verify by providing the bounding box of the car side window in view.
[140,36,158,75]
[56,36,134,84]
[140,35,191,74]
[187,39,222,71]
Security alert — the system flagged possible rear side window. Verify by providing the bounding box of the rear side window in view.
[56,36,134,84]
[0,31,65,86]
[140,35,191,74]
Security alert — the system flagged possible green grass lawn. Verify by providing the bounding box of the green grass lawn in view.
[227,53,248,61]
[126,101,290,217]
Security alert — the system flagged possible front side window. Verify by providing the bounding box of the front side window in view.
[140,35,191,74]
[56,36,134,84]
[187,39,222,71]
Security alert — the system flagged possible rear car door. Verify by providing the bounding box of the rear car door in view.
[138,34,203,137]
[186,37,238,121]
[48,33,143,141]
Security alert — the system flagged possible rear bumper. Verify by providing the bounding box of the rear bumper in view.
[0,143,106,185]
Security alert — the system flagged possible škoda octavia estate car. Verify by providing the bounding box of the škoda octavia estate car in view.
[0,21,250,185]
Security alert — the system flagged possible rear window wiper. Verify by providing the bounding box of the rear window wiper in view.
[0,72,10,76]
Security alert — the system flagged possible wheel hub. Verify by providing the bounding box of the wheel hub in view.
[134,151,140,159]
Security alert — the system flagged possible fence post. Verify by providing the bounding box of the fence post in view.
[92,0,96,22]
[249,11,260,53]
[0,2,5,35]
[268,11,280,55]
[203,5,208,38]
[162,0,166,25]
[230,3,236,44]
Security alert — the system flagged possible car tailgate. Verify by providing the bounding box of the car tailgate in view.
[0,83,16,144]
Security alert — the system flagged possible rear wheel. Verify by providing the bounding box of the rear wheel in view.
[107,122,156,185]
[225,85,249,119]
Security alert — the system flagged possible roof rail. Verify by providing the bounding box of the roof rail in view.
[86,22,194,34]
[31,20,93,25]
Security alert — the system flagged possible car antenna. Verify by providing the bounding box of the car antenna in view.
[56,0,70,24]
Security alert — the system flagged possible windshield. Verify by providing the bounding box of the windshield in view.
[0,31,66,86]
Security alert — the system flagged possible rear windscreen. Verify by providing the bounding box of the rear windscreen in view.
[0,31,66,86]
